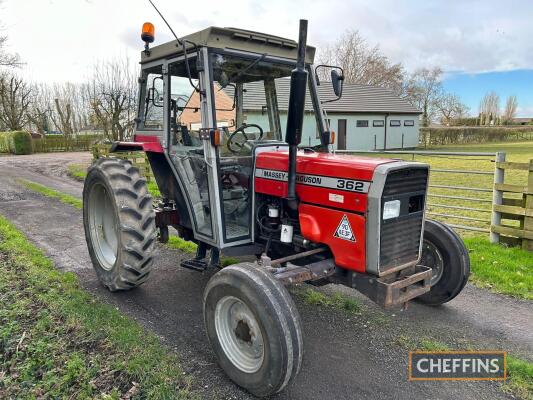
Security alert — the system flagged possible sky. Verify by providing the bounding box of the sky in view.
[1,0,533,116]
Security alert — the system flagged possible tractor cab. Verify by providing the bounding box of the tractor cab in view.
[135,26,335,248]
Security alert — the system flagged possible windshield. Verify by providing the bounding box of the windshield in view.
[210,53,324,153]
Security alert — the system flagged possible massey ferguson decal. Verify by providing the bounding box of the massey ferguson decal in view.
[255,168,370,193]
[334,215,356,242]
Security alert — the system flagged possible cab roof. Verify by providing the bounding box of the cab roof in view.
[140,26,316,65]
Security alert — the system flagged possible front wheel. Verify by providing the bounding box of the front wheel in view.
[416,219,470,305]
[203,263,303,397]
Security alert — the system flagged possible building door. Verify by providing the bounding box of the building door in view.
[337,119,347,150]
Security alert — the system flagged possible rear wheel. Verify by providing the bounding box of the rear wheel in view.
[203,263,303,397]
[416,219,470,305]
[83,157,156,291]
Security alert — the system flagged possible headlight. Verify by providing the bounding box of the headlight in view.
[383,200,401,220]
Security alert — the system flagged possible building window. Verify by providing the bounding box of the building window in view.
[404,120,415,127]
[373,120,384,127]
[390,120,401,127]
[356,120,369,128]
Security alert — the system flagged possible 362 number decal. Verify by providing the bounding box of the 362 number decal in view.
[336,179,366,192]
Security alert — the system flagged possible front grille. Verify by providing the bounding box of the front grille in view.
[379,168,428,273]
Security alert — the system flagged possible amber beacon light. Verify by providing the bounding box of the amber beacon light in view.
[142,22,155,43]
[142,22,155,54]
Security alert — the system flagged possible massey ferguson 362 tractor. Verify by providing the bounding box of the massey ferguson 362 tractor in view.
[83,18,470,397]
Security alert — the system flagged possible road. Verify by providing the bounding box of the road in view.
[0,152,531,399]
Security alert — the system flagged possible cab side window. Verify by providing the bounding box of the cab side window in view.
[138,66,164,131]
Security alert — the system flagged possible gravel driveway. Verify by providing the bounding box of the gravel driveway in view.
[0,152,530,400]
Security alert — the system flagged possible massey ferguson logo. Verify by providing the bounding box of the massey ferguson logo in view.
[296,175,322,184]
[263,170,287,180]
[255,168,370,193]
[334,215,356,242]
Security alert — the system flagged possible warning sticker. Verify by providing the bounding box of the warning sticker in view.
[334,215,356,242]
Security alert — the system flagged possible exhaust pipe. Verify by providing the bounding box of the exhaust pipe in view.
[285,19,308,210]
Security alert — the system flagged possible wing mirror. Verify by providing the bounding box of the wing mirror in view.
[331,69,344,97]
[314,65,344,103]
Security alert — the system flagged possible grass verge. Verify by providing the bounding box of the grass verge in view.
[465,237,533,300]
[301,287,362,313]
[167,236,197,254]
[397,337,533,399]
[67,163,88,181]
[505,356,533,400]
[18,179,82,209]
[0,214,192,399]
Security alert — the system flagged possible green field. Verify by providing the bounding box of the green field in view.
[354,140,533,236]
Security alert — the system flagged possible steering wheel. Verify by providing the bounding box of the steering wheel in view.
[227,124,264,154]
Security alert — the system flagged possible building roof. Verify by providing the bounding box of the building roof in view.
[224,79,421,115]
[180,85,235,126]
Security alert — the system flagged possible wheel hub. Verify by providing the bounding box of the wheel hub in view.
[235,319,252,343]
[420,240,445,286]
[215,296,264,373]
[88,183,118,271]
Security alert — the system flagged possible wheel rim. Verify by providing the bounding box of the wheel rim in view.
[214,296,265,373]
[88,183,118,271]
[420,239,445,286]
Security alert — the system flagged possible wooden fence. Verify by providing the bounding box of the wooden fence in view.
[92,144,154,182]
[491,159,533,251]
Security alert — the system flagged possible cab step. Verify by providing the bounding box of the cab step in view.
[180,258,210,271]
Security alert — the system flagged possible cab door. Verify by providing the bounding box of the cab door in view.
[164,50,222,246]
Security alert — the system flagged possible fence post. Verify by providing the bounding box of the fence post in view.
[522,159,533,251]
[490,151,506,244]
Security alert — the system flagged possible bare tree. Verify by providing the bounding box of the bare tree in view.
[503,95,518,124]
[39,82,90,135]
[85,58,137,141]
[0,72,32,130]
[318,30,405,96]
[27,83,54,135]
[0,1,22,68]
[0,35,21,68]
[405,67,443,127]
[479,91,500,125]
[437,93,469,125]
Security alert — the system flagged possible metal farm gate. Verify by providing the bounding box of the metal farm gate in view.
[334,150,506,243]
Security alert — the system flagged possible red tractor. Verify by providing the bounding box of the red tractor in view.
[83,19,469,397]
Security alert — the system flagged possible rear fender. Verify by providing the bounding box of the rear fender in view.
[109,137,192,231]
[110,136,164,153]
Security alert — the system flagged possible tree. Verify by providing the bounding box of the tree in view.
[437,93,469,125]
[0,72,32,130]
[0,35,21,68]
[479,91,500,125]
[85,58,137,141]
[318,29,405,96]
[0,1,22,68]
[27,83,54,135]
[502,95,518,124]
[405,67,443,127]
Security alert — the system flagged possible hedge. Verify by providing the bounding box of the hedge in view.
[421,126,533,146]
[0,131,33,155]
[32,134,104,153]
